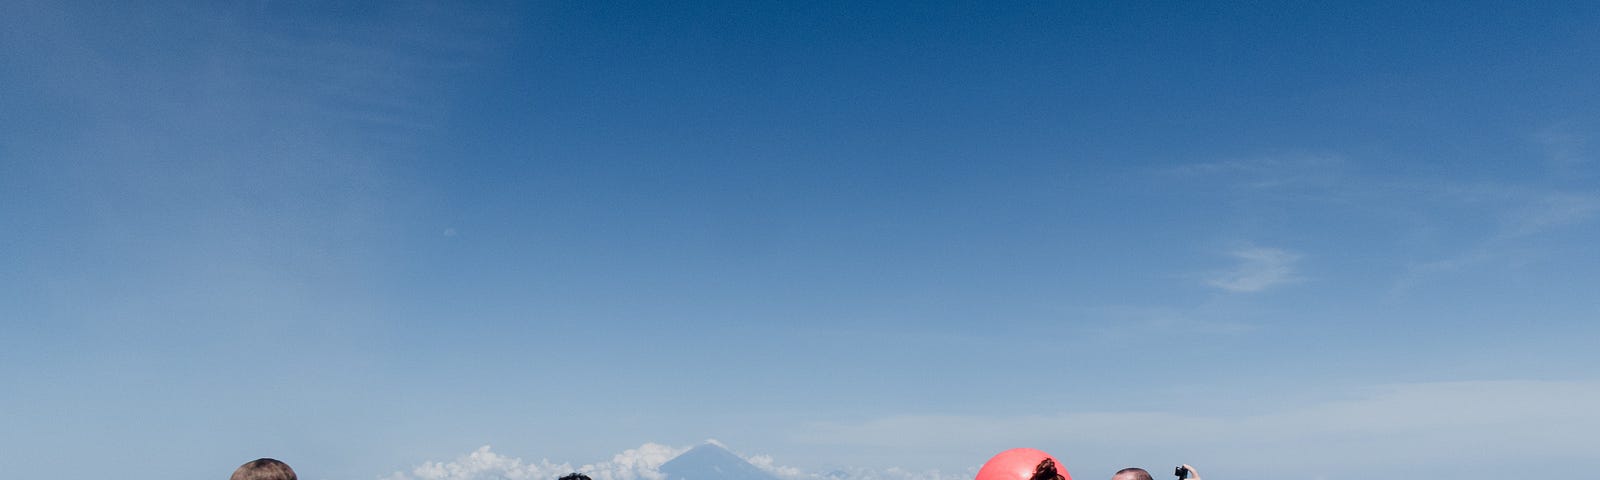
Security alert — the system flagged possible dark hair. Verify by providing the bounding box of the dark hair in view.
[231,458,297,480]
[558,474,592,480]
[1030,458,1065,480]
[1115,467,1153,480]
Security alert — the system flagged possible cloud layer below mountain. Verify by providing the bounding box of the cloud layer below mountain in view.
[386,443,687,480]
[385,442,969,480]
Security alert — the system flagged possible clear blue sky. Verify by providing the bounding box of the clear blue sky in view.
[3,1,1598,480]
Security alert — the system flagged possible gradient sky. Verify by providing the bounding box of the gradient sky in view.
[3,2,1598,480]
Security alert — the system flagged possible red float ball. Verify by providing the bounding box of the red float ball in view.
[974,448,1072,480]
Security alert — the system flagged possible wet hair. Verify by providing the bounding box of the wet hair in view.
[1114,467,1153,480]
[1030,458,1066,480]
[231,458,297,480]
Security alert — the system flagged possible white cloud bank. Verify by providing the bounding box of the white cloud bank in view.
[382,441,968,480]
[385,443,686,480]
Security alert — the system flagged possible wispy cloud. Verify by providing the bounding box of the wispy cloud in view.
[1395,186,1600,292]
[1158,148,1600,294]
[1499,191,1600,239]
[1532,125,1591,171]
[1203,247,1302,293]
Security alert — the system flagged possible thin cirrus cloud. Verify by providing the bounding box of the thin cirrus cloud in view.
[1203,247,1302,293]
[1532,125,1591,170]
[1394,187,1600,292]
[1498,191,1600,239]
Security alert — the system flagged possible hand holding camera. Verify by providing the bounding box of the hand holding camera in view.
[1174,464,1200,480]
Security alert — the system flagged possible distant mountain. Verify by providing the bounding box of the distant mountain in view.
[660,443,781,480]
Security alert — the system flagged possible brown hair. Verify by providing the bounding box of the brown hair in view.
[1030,458,1065,480]
[231,458,297,480]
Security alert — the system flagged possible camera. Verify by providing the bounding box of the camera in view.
[1174,466,1189,479]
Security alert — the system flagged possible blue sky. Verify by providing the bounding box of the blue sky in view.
[3,1,1598,479]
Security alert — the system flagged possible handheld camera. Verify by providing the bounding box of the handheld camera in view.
[1174,466,1189,479]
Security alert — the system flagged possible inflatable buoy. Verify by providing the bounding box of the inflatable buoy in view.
[975,448,1071,480]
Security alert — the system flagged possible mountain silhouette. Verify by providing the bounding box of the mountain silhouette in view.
[659,443,780,480]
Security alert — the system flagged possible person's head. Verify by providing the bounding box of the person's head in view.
[1029,458,1066,480]
[1111,468,1153,480]
[231,458,297,480]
